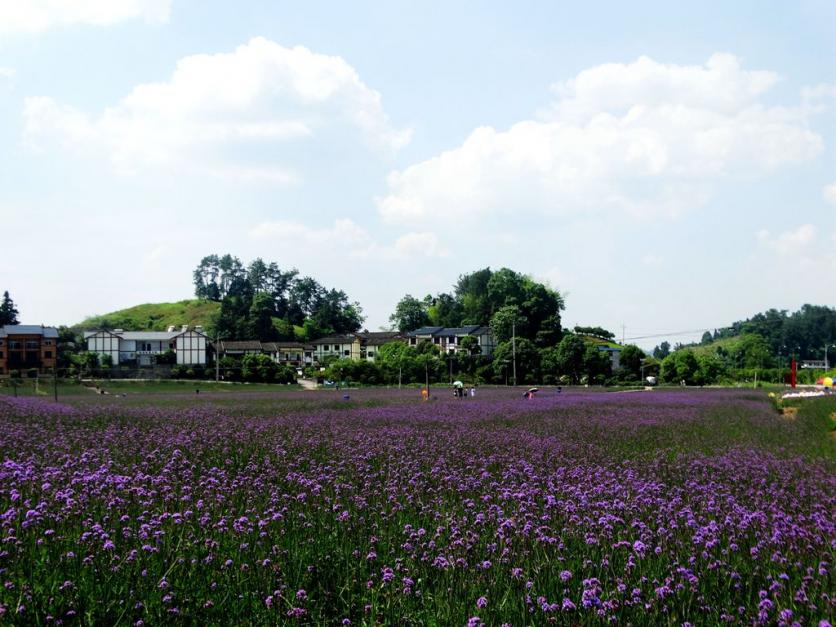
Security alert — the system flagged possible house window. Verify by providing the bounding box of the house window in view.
[368,351,375,358]
[334,345,340,351]
[409,338,416,345]
[169,343,174,349]
[44,351,52,358]
[9,341,21,349]
[343,350,350,356]
[26,341,39,349]
[324,346,330,351]
[44,340,53,346]
[0,351,4,358]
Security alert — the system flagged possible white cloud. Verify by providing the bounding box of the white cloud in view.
[756,224,816,254]
[0,0,171,34]
[823,182,836,205]
[23,37,410,179]
[355,232,449,260]
[0,67,14,78]
[251,218,447,261]
[250,218,370,246]
[378,53,823,225]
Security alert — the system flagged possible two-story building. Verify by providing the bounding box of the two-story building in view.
[84,326,208,366]
[262,342,315,367]
[406,326,495,356]
[311,334,362,362]
[0,325,59,375]
[310,331,405,363]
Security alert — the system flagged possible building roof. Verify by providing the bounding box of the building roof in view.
[1,325,59,338]
[262,342,314,351]
[219,340,263,351]
[406,325,489,338]
[360,331,404,346]
[406,326,444,337]
[309,334,359,345]
[83,328,207,340]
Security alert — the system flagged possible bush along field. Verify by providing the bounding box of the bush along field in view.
[0,388,833,625]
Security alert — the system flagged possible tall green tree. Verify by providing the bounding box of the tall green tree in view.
[0,291,20,325]
[653,341,671,360]
[618,344,646,379]
[389,295,430,332]
[489,305,527,344]
[555,334,587,384]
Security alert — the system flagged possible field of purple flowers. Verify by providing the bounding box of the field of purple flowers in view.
[0,387,833,625]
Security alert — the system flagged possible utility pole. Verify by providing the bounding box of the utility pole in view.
[621,324,626,346]
[512,320,517,387]
[425,358,430,399]
[215,334,221,382]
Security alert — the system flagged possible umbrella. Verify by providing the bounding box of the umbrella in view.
[453,380,464,388]
[824,377,834,388]
[528,387,539,393]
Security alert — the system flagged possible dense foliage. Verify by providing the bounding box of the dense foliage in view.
[0,389,833,625]
[193,254,364,341]
[390,267,564,347]
[676,304,836,361]
[0,290,19,326]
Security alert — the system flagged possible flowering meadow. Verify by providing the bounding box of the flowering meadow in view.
[0,387,834,625]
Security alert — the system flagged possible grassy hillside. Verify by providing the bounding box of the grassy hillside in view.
[75,300,220,332]
[578,335,624,349]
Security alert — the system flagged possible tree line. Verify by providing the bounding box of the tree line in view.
[193,254,364,341]
[661,304,836,361]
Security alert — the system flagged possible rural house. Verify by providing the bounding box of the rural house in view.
[84,326,208,366]
[0,325,59,375]
[406,326,495,356]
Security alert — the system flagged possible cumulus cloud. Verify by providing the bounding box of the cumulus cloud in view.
[23,37,410,179]
[354,232,449,260]
[251,218,447,261]
[756,224,816,254]
[0,0,171,34]
[378,53,823,225]
[250,218,370,246]
[823,182,836,205]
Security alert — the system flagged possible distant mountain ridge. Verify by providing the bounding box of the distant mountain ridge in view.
[74,300,221,332]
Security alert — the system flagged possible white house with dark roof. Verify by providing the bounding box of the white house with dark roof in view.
[406,325,495,356]
[84,325,208,366]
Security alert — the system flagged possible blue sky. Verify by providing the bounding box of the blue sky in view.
[1,1,834,348]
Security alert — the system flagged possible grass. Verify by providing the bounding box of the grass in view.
[73,299,221,332]
[0,378,301,398]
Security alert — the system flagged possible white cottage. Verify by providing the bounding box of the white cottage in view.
[84,326,208,366]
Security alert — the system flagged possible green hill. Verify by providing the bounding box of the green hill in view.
[75,300,220,332]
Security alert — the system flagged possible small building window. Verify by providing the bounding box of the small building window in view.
[44,340,53,346]
[26,341,39,349]
[44,351,52,358]
[0,351,4,358]
[368,351,375,358]
[343,350,350,356]
[409,338,416,345]
[334,345,340,351]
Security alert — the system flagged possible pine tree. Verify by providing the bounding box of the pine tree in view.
[0,291,19,326]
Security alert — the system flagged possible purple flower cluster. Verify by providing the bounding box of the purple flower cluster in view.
[0,388,833,624]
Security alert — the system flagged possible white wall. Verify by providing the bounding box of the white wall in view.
[176,331,207,365]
